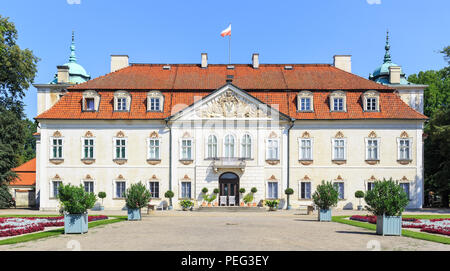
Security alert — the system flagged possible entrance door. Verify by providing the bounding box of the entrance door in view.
[219,172,239,206]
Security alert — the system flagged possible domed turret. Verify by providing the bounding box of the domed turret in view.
[50,31,90,84]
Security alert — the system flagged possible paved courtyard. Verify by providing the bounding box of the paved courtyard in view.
[1,209,449,251]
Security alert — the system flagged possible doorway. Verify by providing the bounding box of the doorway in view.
[218,172,239,206]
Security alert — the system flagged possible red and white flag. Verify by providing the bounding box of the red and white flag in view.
[220,24,231,37]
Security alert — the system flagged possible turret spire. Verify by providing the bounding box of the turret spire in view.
[383,30,391,63]
[69,30,77,63]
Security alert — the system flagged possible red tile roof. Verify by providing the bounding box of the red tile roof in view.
[10,158,36,186]
[35,63,426,120]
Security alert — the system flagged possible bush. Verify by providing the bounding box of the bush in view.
[180,200,194,209]
[201,187,208,194]
[0,185,14,209]
[285,188,294,195]
[204,193,217,203]
[213,188,219,194]
[251,187,257,194]
[98,191,106,204]
[239,188,246,194]
[355,190,365,198]
[124,182,151,209]
[57,184,97,214]
[364,178,409,216]
[312,180,339,210]
[164,190,174,199]
[265,200,279,208]
[243,193,253,204]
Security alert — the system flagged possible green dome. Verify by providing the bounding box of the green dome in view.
[50,31,90,84]
[372,61,399,78]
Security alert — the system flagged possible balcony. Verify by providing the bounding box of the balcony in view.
[211,157,246,173]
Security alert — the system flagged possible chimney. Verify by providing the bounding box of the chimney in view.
[389,66,401,84]
[56,65,70,83]
[252,53,259,69]
[201,53,208,68]
[111,55,129,73]
[333,55,352,73]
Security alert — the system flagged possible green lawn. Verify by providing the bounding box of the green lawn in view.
[332,215,450,245]
[0,215,127,246]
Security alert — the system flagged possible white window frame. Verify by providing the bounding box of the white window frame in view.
[298,181,312,199]
[241,134,252,159]
[223,134,236,158]
[206,134,218,159]
[50,180,62,199]
[114,180,127,199]
[147,138,161,160]
[365,138,380,161]
[81,137,95,160]
[267,181,279,199]
[50,137,64,159]
[116,97,127,111]
[180,138,193,160]
[113,137,128,160]
[333,182,345,200]
[266,138,280,160]
[298,138,313,160]
[148,181,160,198]
[299,97,312,111]
[180,181,192,199]
[149,97,161,111]
[365,97,378,111]
[83,181,95,194]
[397,138,413,161]
[332,138,347,160]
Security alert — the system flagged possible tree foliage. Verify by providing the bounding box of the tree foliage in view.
[312,180,339,210]
[364,178,409,216]
[57,184,97,214]
[124,182,151,209]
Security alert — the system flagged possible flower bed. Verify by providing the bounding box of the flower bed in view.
[0,215,108,238]
[349,215,450,236]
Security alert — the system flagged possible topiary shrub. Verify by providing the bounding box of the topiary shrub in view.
[213,188,219,194]
[312,180,339,210]
[98,191,106,205]
[239,188,246,194]
[58,184,97,214]
[124,182,151,209]
[201,187,208,194]
[165,190,174,199]
[251,187,257,194]
[364,178,409,216]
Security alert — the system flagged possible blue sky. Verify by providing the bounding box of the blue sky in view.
[2,0,449,119]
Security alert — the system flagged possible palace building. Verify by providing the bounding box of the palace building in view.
[33,33,427,211]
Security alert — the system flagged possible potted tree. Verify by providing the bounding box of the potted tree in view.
[165,190,174,210]
[213,188,219,206]
[180,199,194,211]
[284,188,294,210]
[204,193,217,207]
[97,191,106,211]
[355,190,365,211]
[243,193,253,207]
[265,200,279,211]
[312,181,339,222]
[239,188,246,206]
[124,182,151,221]
[201,187,208,207]
[251,187,258,207]
[57,183,96,234]
[364,178,409,236]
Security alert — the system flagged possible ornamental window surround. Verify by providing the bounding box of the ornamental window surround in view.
[113,132,127,160]
[82,137,95,160]
[298,132,313,161]
[365,131,380,161]
[299,181,312,199]
[147,91,164,112]
[180,139,193,160]
[82,90,100,112]
[114,90,131,111]
[224,134,236,158]
[147,132,161,160]
[267,181,279,199]
[363,90,380,112]
[397,131,413,162]
[332,132,346,161]
[297,91,314,112]
[206,134,218,159]
[241,134,252,159]
[50,132,64,160]
[115,180,126,198]
[148,181,160,198]
[329,91,346,112]
[333,176,345,200]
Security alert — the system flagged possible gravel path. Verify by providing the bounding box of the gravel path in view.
[0,211,449,251]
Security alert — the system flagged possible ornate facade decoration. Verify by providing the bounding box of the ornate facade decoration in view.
[335,131,345,138]
[53,131,62,137]
[268,131,278,138]
[369,175,377,182]
[116,131,125,138]
[149,131,159,138]
[302,175,310,181]
[336,175,343,181]
[301,131,311,138]
[84,131,94,138]
[53,174,61,180]
[117,174,124,180]
[268,175,278,181]
[401,176,409,182]
[400,131,409,138]
[368,131,377,138]
[197,90,267,118]
[84,174,92,180]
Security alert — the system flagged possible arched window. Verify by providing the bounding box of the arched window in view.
[207,135,217,159]
[224,135,235,158]
[241,134,252,159]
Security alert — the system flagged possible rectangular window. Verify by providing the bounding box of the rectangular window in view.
[300,98,311,111]
[116,181,126,198]
[268,182,278,199]
[181,182,191,199]
[333,139,346,160]
[52,181,62,198]
[148,139,160,160]
[400,183,410,200]
[334,182,344,199]
[267,139,279,160]
[367,182,375,191]
[366,98,377,111]
[85,98,95,111]
[83,138,94,159]
[51,138,63,159]
[299,139,312,160]
[117,98,127,111]
[399,139,411,160]
[84,181,94,193]
[333,98,344,111]
[150,98,160,111]
[149,182,160,198]
[181,139,192,160]
[366,139,379,160]
[300,182,311,199]
[115,139,126,159]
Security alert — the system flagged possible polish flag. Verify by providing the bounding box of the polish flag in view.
[220,24,231,37]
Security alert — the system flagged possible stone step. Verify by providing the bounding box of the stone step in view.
[196,206,267,212]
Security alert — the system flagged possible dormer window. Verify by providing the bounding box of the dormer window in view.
[363,91,380,112]
[297,91,314,112]
[114,90,131,111]
[147,91,164,112]
[82,90,100,112]
[330,91,346,112]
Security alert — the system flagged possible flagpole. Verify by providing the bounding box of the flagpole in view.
[228,23,231,64]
